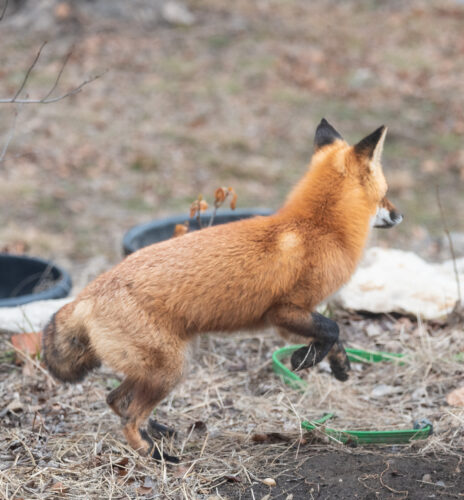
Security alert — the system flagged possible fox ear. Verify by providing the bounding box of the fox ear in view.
[314,118,343,151]
[354,126,387,166]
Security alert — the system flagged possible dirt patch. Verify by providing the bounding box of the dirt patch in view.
[220,450,463,499]
[0,314,462,498]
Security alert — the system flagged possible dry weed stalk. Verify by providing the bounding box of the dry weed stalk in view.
[436,185,462,306]
[174,187,238,237]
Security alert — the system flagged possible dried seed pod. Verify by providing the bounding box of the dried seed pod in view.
[228,188,237,210]
[214,187,226,204]
[199,200,209,211]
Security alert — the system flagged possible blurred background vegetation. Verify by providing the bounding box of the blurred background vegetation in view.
[1,0,463,289]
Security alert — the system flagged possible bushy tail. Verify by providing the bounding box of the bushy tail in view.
[42,302,101,383]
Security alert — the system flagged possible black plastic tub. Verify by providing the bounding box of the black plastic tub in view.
[122,208,272,255]
[0,254,72,307]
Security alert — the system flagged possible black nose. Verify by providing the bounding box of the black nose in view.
[391,210,403,222]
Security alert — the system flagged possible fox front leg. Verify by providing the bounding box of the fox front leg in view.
[268,307,350,381]
[290,315,351,381]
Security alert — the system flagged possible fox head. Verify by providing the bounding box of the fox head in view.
[312,118,403,229]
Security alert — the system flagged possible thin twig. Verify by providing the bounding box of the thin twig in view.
[436,185,462,304]
[0,73,105,104]
[12,41,47,102]
[0,103,22,164]
[5,340,57,386]
[379,461,409,498]
[0,0,8,22]
[0,41,105,104]
[41,47,74,101]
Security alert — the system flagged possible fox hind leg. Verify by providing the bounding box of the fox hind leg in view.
[106,378,179,463]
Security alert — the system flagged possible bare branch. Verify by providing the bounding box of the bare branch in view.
[0,42,105,105]
[436,185,462,305]
[0,103,22,164]
[0,39,104,162]
[12,41,47,102]
[0,0,8,22]
[41,46,74,102]
[0,71,105,104]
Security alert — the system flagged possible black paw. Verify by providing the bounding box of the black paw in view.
[291,343,325,371]
[148,418,177,438]
[140,428,180,463]
[328,342,351,381]
[329,362,350,381]
[152,447,180,464]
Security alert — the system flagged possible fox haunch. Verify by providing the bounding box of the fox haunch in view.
[43,118,402,460]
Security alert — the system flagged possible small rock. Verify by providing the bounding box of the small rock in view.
[371,384,400,398]
[365,323,382,337]
[162,1,196,26]
[436,480,445,487]
[412,387,427,401]
[422,473,432,482]
[262,478,276,487]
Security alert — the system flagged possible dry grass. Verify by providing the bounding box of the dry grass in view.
[0,313,462,499]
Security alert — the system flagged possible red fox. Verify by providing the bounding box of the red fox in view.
[42,119,402,462]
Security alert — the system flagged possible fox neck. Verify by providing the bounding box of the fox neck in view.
[280,164,373,266]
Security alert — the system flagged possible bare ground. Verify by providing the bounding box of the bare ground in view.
[1,314,463,498]
[1,1,464,498]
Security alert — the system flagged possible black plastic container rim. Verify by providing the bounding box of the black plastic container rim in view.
[122,208,273,256]
[0,253,73,307]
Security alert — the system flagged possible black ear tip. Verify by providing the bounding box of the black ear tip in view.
[314,118,343,150]
[354,125,388,157]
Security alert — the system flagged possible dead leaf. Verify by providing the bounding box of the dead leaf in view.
[173,222,189,238]
[137,476,155,495]
[446,386,464,407]
[50,482,70,494]
[11,332,43,364]
[188,420,207,433]
[199,200,208,211]
[136,486,152,495]
[214,187,226,205]
[54,2,72,21]
[228,187,237,210]
[224,475,241,483]
[4,398,24,414]
[0,240,29,254]
[112,457,130,477]
[252,432,289,443]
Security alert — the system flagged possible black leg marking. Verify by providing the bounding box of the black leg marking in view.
[140,428,179,464]
[148,418,177,438]
[289,315,340,371]
[328,340,351,381]
[291,341,330,371]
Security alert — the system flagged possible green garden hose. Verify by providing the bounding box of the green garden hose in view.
[272,344,433,444]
